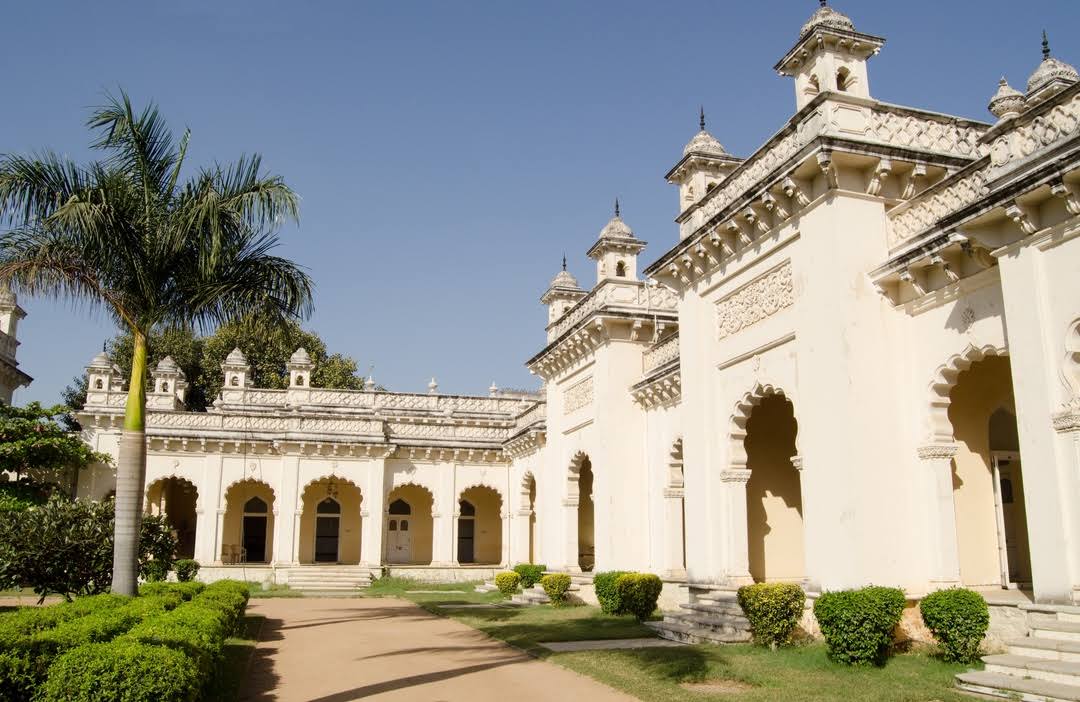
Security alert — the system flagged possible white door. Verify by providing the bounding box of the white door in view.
[387,519,412,564]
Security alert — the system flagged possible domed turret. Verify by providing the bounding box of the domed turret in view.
[988,77,1026,121]
[800,0,855,38]
[597,200,636,240]
[542,256,586,330]
[683,108,728,157]
[1026,32,1078,103]
[587,200,647,285]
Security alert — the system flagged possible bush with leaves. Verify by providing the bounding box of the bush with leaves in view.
[614,573,663,621]
[494,571,521,596]
[540,574,572,606]
[813,586,906,665]
[0,403,109,483]
[173,559,200,583]
[39,638,200,702]
[0,498,176,601]
[737,582,806,648]
[919,588,989,663]
[512,563,546,589]
[0,478,57,515]
[593,571,630,615]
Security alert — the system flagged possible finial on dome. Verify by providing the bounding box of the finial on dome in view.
[819,0,827,6]
[562,254,567,271]
[102,340,107,353]
[614,198,620,218]
[699,106,705,131]
[1042,30,1050,61]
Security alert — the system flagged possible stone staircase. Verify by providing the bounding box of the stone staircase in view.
[957,603,1080,701]
[475,580,499,593]
[284,565,376,592]
[510,572,588,606]
[647,587,752,645]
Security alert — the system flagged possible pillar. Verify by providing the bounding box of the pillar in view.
[917,444,962,588]
[513,508,532,564]
[720,469,753,585]
[214,508,226,565]
[360,456,387,566]
[274,454,300,566]
[500,509,511,566]
[663,488,686,579]
[195,454,223,564]
[561,497,581,572]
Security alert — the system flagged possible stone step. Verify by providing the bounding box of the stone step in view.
[1032,615,1080,642]
[955,670,1080,702]
[679,602,745,617]
[1007,636,1080,663]
[664,613,750,635]
[984,654,1080,686]
[646,620,751,646]
[1023,603,1080,624]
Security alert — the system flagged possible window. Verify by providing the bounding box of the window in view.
[615,261,627,277]
[389,499,411,515]
[401,519,409,531]
[316,497,340,514]
[388,520,397,531]
[244,496,268,514]
[230,375,239,387]
[95,378,103,389]
[459,500,475,517]
[836,67,851,92]
[296,375,305,386]
[161,382,169,393]
[1000,477,1014,504]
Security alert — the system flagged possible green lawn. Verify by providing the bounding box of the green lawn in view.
[391,584,973,702]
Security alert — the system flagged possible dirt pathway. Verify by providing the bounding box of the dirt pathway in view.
[241,597,636,702]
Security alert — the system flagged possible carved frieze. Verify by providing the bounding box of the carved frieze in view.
[716,263,794,340]
[563,377,594,415]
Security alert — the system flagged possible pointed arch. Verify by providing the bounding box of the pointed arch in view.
[927,343,1008,443]
[519,471,537,513]
[567,451,590,504]
[222,478,277,509]
[729,383,794,470]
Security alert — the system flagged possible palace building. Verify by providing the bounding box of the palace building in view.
[74,4,1080,609]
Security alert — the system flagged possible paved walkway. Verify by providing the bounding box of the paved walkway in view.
[241,597,636,702]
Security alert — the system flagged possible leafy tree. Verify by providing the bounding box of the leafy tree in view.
[0,497,175,601]
[0,92,311,594]
[0,402,109,486]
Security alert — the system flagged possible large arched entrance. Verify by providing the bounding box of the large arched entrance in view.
[386,484,434,565]
[299,478,362,564]
[457,486,503,565]
[570,453,595,572]
[744,393,804,583]
[145,477,198,559]
[222,480,275,564]
[948,355,1032,587]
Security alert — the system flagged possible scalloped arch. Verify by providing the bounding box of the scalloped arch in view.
[566,451,590,503]
[927,343,1008,443]
[145,474,202,513]
[298,475,363,511]
[519,471,537,512]
[221,478,277,510]
[728,383,795,470]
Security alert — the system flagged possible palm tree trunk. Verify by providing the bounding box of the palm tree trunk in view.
[111,330,148,595]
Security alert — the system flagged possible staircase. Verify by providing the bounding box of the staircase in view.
[647,587,752,645]
[957,603,1080,701]
[284,565,376,592]
[510,572,588,606]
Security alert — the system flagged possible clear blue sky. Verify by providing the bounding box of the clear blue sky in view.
[4,0,1077,404]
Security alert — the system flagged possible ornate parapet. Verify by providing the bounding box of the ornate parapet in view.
[546,280,678,342]
[643,333,679,374]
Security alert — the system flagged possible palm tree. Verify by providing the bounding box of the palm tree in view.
[0,92,312,595]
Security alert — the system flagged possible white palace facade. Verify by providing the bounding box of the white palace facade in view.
[74,5,1080,603]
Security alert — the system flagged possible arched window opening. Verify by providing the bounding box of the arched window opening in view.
[389,519,397,531]
[161,382,169,393]
[243,496,268,514]
[95,378,103,389]
[400,519,409,531]
[316,497,340,514]
[459,500,476,517]
[230,375,239,387]
[296,375,305,386]
[389,498,411,515]
[615,261,627,277]
[836,67,852,92]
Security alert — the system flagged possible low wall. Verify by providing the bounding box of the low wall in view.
[384,565,499,583]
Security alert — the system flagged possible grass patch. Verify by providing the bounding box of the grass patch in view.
[397,587,974,702]
[363,577,505,609]
[246,583,304,599]
[205,614,262,702]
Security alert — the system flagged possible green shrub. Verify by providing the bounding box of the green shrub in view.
[139,581,205,601]
[737,582,806,648]
[919,588,989,663]
[38,639,200,702]
[615,573,663,621]
[192,580,250,634]
[813,586,906,665]
[593,571,630,615]
[494,571,521,596]
[174,560,200,583]
[540,574,572,606]
[513,563,546,589]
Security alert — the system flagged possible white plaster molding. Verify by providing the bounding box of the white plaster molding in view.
[926,343,1008,443]
[716,262,794,340]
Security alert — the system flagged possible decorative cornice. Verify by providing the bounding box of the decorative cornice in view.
[917,443,960,460]
[720,469,753,484]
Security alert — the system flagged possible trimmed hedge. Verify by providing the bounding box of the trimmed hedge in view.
[494,571,521,596]
[593,571,630,615]
[813,586,906,665]
[614,573,663,621]
[140,581,206,602]
[513,564,546,589]
[174,560,201,583]
[540,574,572,605]
[919,588,989,663]
[39,639,200,702]
[737,583,805,648]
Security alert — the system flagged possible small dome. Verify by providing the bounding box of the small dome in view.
[988,77,1026,119]
[155,355,179,373]
[800,3,855,38]
[683,129,727,157]
[224,347,248,366]
[549,268,581,290]
[600,215,634,239]
[1027,56,1079,94]
[88,351,112,369]
[289,347,311,365]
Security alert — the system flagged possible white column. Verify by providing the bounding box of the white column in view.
[213,509,226,565]
[663,488,686,579]
[361,455,387,566]
[500,509,511,566]
[195,454,223,563]
[720,469,753,585]
[562,497,581,572]
[431,468,455,566]
[916,444,962,588]
[275,454,300,565]
[513,508,531,565]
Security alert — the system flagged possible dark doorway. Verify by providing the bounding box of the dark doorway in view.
[458,499,476,563]
[242,496,268,563]
[315,498,341,563]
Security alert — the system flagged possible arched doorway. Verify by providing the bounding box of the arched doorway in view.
[458,486,503,565]
[948,355,1032,587]
[145,477,198,559]
[386,485,434,564]
[570,454,595,572]
[744,394,804,582]
[222,480,275,564]
[299,478,362,564]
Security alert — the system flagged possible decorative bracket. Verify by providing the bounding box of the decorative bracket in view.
[901,162,927,200]
[1004,201,1038,236]
[782,176,811,208]
[930,254,960,283]
[817,150,837,189]
[1051,180,1080,216]
[900,268,927,297]
[866,158,892,197]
